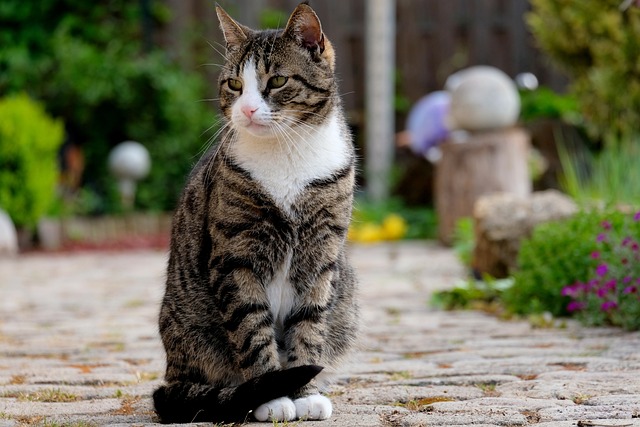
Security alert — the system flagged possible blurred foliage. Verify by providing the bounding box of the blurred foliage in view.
[528,0,640,142]
[452,217,474,268]
[504,211,616,316]
[0,1,216,213]
[259,8,288,29]
[559,138,640,208]
[349,198,437,243]
[0,94,64,229]
[431,275,514,314]
[519,86,581,124]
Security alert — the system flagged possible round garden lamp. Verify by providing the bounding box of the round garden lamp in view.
[108,141,151,209]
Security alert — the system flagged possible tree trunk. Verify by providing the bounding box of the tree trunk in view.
[435,127,531,246]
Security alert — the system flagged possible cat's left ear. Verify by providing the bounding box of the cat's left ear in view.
[284,2,328,60]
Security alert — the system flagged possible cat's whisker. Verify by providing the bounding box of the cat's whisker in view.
[270,120,318,173]
[205,38,231,63]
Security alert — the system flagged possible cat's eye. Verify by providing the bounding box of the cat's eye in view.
[267,76,288,89]
[227,79,242,91]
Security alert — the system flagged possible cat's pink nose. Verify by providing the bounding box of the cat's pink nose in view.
[242,105,258,119]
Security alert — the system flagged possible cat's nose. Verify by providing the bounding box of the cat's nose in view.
[241,105,259,119]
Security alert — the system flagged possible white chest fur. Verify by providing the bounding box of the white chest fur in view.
[227,59,350,211]
[230,112,350,210]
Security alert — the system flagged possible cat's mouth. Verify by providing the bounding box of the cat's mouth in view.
[242,121,273,138]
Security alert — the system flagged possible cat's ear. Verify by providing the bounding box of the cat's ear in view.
[284,2,326,56]
[216,5,250,49]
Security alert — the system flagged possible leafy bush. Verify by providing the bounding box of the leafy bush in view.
[528,0,640,142]
[505,210,631,317]
[0,1,216,213]
[519,86,580,124]
[561,211,640,331]
[0,94,64,228]
[38,31,215,212]
[559,139,640,207]
[431,276,513,314]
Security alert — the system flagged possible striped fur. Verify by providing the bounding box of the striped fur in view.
[154,2,358,423]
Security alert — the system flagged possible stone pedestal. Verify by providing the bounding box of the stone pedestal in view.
[435,127,531,245]
[473,190,578,278]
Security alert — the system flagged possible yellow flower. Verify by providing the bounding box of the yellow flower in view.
[382,214,408,240]
[350,223,385,243]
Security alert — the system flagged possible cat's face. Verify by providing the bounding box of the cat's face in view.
[216,3,337,139]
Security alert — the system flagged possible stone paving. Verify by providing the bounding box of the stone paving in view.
[0,242,639,426]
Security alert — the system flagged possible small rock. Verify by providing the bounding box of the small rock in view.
[473,190,578,277]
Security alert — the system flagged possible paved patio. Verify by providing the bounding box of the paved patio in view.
[1,242,639,426]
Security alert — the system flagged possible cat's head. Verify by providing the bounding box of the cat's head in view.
[216,2,338,139]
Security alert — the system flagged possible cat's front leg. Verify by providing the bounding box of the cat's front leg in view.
[214,267,282,381]
[283,271,334,420]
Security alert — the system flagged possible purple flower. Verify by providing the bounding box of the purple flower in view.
[562,283,584,297]
[567,301,585,312]
[622,236,632,246]
[623,276,632,284]
[597,287,608,298]
[596,233,607,242]
[596,264,608,277]
[600,301,618,311]
[634,211,640,221]
[623,286,637,294]
[587,279,599,289]
[601,220,612,230]
[591,251,600,259]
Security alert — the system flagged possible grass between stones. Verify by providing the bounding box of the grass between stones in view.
[394,396,457,411]
[2,388,80,402]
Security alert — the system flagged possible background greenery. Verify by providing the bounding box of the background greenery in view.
[528,0,640,143]
[0,94,64,229]
[0,1,216,214]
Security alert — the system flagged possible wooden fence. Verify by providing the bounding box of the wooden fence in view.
[160,0,567,128]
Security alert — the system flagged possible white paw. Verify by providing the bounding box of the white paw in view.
[253,396,296,422]
[294,394,333,420]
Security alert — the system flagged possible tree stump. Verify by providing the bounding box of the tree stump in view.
[435,127,531,245]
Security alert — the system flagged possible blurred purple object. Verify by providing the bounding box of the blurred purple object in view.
[406,91,451,156]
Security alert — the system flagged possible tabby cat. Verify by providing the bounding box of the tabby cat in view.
[153,2,359,423]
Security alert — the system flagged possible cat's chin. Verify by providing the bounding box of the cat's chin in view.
[238,122,275,139]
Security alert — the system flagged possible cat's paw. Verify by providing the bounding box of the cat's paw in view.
[253,396,296,422]
[294,394,333,420]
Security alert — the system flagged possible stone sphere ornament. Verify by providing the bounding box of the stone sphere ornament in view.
[108,141,151,209]
[446,66,520,131]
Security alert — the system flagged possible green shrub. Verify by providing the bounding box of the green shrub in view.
[0,1,216,213]
[0,94,64,228]
[38,31,215,212]
[528,0,640,142]
[559,138,640,207]
[505,210,628,316]
[561,210,640,331]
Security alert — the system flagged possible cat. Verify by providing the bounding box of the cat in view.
[152,2,359,423]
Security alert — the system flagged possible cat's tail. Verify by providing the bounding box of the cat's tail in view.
[153,365,323,424]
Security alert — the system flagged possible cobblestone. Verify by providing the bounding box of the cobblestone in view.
[1,242,639,426]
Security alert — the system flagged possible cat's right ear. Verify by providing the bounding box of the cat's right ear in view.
[215,4,250,50]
